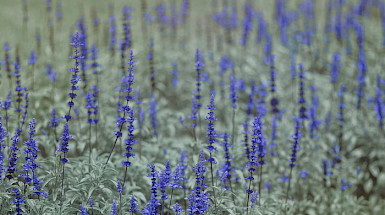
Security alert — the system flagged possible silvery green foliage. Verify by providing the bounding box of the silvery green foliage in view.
[0,1,385,215]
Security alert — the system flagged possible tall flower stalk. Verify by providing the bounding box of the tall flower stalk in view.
[204,93,217,208]
[298,64,308,126]
[245,116,263,214]
[28,50,37,90]
[229,75,237,147]
[148,37,155,93]
[4,42,12,89]
[20,119,46,198]
[105,49,136,166]
[58,32,82,197]
[285,116,302,205]
[269,55,279,115]
[194,49,203,139]
[205,93,217,186]
[121,107,136,213]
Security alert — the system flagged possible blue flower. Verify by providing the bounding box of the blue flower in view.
[171,62,179,89]
[10,187,25,214]
[45,64,57,82]
[109,15,117,53]
[298,64,308,121]
[228,75,238,109]
[189,95,198,128]
[299,170,309,179]
[269,55,279,114]
[187,150,210,214]
[148,37,156,92]
[247,116,263,173]
[255,12,267,43]
[0,118,7,181]
[6,128,22,179]
[28,50,37,65]
[263,181,271,192]
[56,1,62,21]
[57,123,73,163]
[159,161,171,202]
[122,108,136,167]
[169,164,183,189]
[368,75,385,128]
[331,52,340,84]
[341,179,352,191]
[239,3,254,46]
[149,97,158,136]
[355,23,366,110]
[80,205,89,215]
[180,0,189,23]
[309,86,322,138]
[88,44,101,75]
[66,32,83,121]
[205,93,218,164]
[280,174,290,183]
[179,150,188,186]
[111,200,117,215]
[171,203,184,215]
[143,164,160,215]
[117,179,125,196]
[20,119,45,196]
[129,195,139,213]
[194,49,203,110]
[89,197,93,208]
[219,132,233,190]
[289,116,302,168]
[1,91,12,114]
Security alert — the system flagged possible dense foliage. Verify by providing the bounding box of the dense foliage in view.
[0,0,385,214]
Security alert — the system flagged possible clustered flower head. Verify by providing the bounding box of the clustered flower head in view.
[6,128,22,179]
[65,31,83,122]
[229,75,238,109]
[194,49,203,109]
[331,52,340,84]
[309,85,322,139]
[0,118,7,181]
[187,150,210,214]
[142,164,160,215]
[239,3,254,46]
[129,195,139,213]
[45,64,57,82]
[269,55,279,114]
[247,116,263,172]
[298,64,308,121]
[10,187,25,215]
[289,116,302,168]
[158,161,171,201]
[20,119,46,197]
[219,132,233,190]
[149,97,158,136]
[205,93,218,163]
[28,50,37,65]
[122,107,136,167]
[1,91,12,115]
[57,123,73,163]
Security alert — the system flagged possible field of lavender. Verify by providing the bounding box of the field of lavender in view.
[0,0,384,214]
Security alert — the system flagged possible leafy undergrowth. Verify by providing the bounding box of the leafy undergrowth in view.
[0,0,385,214]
